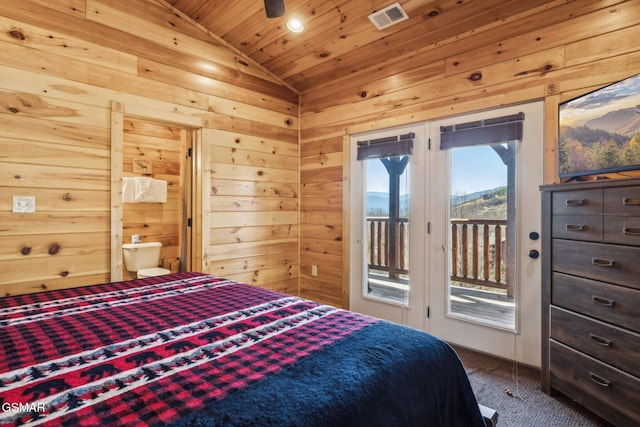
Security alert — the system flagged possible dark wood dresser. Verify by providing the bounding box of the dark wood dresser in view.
[541,178,640,427]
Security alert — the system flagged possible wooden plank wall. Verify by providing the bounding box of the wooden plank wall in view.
[299,0,640,307]
[203,129,299,295]
[2,0,638,307]
[0,0,298,296]
[0,101,111,295]
[121,117,188,280]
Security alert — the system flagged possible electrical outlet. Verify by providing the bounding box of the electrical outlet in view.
[13,196,36,213]
[311,265,318,277]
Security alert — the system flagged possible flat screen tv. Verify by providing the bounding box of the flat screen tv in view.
[558,72,640,179]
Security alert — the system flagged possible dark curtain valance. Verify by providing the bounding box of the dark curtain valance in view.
[357,133,414,161]
[440,113,524,150]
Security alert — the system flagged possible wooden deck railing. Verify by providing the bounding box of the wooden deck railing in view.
[450,219,508,289]
[366,217,507,291]
[366,217,409,277]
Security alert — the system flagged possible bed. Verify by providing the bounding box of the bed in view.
[0,272,486,426]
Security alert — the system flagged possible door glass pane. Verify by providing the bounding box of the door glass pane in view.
[364,157,410,305]
[448,144,516,329]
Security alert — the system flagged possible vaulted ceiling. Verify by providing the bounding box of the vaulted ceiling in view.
[165,0,563,94]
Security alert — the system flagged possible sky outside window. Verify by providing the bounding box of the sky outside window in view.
[366,146,507,195]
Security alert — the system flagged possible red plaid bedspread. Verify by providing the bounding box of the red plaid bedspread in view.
[0,273,376,426]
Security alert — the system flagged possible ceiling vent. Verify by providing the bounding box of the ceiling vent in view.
[368,3,409,30]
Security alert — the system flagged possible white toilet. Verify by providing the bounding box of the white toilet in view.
[122,242,171,278]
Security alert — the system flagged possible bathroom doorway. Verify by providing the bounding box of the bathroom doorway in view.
[121,117,194,280]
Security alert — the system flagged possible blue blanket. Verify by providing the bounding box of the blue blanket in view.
[1,273,485,427]
[173,321,485,427]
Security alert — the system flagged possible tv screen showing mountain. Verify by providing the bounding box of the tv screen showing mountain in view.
[558,72,640,178]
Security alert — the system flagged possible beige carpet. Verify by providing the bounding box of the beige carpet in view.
[452,345,614,427]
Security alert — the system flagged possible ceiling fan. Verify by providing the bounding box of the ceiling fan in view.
[264,0,286,18]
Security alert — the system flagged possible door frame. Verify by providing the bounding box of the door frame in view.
[343,101,543,366]
[109,100,205,281]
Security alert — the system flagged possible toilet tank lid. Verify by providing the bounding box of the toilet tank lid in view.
[122,242,162,249]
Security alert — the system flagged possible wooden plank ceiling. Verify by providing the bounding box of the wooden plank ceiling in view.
[165,0,563,94]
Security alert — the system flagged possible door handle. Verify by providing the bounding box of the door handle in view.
[528,249,539,259]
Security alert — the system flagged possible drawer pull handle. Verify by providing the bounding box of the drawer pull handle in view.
[591,258,614,267]
[588,372,611,388]
[565,199,585,206]
[592,295,615,307]
[565,224,585,232]
[623,227,640,236]
[589,333,612,348]
[623,198,640,206]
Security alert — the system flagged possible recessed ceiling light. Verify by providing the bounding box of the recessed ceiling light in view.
[287,18,304,33]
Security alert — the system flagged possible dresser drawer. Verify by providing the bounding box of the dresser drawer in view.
[552,215,602,241]
[552,272,640,332]
[550,340,640,423]
[604,216,640,246]
[552,240,640,289]
[552,189,603,215]
[550,306,640,377]
[604,186,640,216]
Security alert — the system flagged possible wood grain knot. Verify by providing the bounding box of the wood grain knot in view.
[48,243,61,255]
[41,284,47,289]
[62,193,73,201]
[468,72,483,82]
[284,118,293,127]
[359,91,367,98]
[60,271,69,277]
[427,9,440,17]
[237,59,249,67]
[8,107,19,114]
[8,29,25,40]
[21,246,32,255]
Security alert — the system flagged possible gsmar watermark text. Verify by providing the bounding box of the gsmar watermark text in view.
[1,402,46,413]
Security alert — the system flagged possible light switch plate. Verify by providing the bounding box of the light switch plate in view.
[13,196,36,213]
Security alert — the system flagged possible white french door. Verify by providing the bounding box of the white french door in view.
[349,102,543,365]
[349,123,427,330]
[428,102,543,366]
